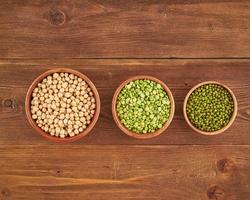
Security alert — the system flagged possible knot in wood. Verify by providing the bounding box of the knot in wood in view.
[48,8,65,26]
[217,158,236,173]
[207,185,225,200]
[1,187,11,197]
[3,99,14,108]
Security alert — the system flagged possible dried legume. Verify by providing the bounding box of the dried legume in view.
[116,79,171,134]
[186,83,234,132]
[31,72,96,138]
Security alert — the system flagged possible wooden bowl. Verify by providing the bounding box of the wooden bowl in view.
[25,68,101,142]
[183,81,237,135]
[112,75,175,139]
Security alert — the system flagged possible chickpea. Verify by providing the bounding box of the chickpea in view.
[31,72,96,138]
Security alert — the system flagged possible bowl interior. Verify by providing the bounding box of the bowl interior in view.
[112,75,175,139]
[25,68,101,142]
[183,81,237,135]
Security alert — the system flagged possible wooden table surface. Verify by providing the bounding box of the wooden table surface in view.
[0,1,250,200]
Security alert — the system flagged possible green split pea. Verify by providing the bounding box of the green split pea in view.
[116,79,171,134]
[186,84,234,132]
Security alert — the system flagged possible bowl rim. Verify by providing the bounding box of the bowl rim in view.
[25,68,101,142]
[183,81,237,136]
[112,75,175,139]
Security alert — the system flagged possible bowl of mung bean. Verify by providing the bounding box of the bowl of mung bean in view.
[112,75,175,139]
[25,68,100,142]
[183,81,237,135]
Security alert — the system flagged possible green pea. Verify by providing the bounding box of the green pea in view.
[117,79,171,134]
[186,84,234,132]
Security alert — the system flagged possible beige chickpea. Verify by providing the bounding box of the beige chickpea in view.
[63,118,68,125]
[50,129,55,136]
[75,99,80,104]
[75,91,80,96]
[81,81,86,86]
[54,118,59,124]
[41,84,46,89]
[79,112,84,117]
[61,102,67,108]
[69,87,74,93]
[59,114,64,120]
[72,106,78,112]
[32,114,38,119]
[31,109,36,114]
[59,88,65,93]
[71,101,77,107]
[86,116,91,121]
[84,104,89,109]
[68,124,73,129]
[65,77,70,82]
[62,97,67,102]
[31,72,96,138]
[73,124,79,130]
[79,127,83,132]
[69,132,75,137]
[79,96,84,101]
[58,92,63,98]
[65,113,70,119]
[41,113,46,119]
[83,94,88,99]
[33,88,39,93]
[51,104,56,110]
[66,98,71,104]
[53,111,59,116]
[44,126,49,132]
[65,92,71,98]
[48,118,53,125]
[80,117,86,122]
[58,120,64,127]
[66,108,72,113]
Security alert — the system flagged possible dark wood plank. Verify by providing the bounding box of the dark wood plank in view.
[0,145,249,200]
[0,0,250,58]
[0,59,250,145]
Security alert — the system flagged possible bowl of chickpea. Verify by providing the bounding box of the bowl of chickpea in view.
[25,68,100,142]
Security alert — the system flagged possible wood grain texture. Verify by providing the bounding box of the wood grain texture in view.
[0,0,250,58]
[0,145,249,200]
[0,59,250,145]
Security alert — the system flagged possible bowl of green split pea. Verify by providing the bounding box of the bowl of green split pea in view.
[112,75,175,139]
[183,81,237,135]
